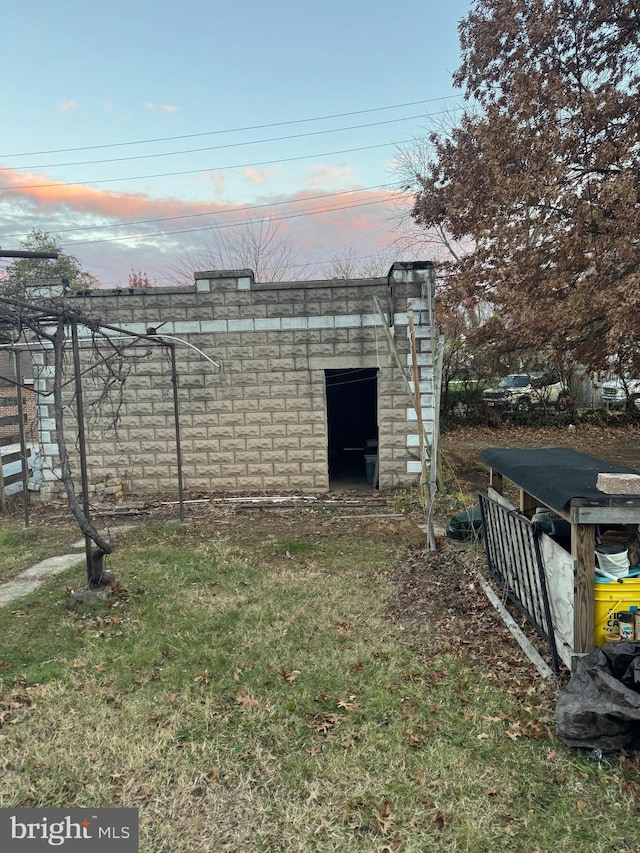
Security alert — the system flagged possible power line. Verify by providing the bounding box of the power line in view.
[0,113,429,171]
[62,196,403,247]
[0,96,462,159]
[0,184,397,240]
[1,137,429,191]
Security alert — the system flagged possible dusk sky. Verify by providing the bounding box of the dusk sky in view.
[1,0,472,286]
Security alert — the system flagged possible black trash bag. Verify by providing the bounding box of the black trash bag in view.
[445,505,483,542]
[556,641,640,751]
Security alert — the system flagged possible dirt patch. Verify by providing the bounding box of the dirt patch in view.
[384,539,562,712]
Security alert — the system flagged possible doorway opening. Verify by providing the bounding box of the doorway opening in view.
[325,368,378,489]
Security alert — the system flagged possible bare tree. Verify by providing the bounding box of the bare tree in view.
[321,248,393,280]
[166,212,301,284]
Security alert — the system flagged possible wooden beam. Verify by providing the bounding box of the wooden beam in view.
[489,468,503,495]
[572,523,595,654]
[475,569,555,680]
[519,489,538,517]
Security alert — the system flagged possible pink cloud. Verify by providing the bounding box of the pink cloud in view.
[59,101,77,111]
[0,169,237,221]
[0,171,411,283]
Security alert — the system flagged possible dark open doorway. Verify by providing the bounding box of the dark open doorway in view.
[325,368,378,488]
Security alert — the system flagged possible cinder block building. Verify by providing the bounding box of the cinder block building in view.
[35,261,439,496]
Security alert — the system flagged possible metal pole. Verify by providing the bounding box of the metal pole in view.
[71,323,94,585]
[13,350,30,528]
[0,250,58,259]
[169,344,184,521]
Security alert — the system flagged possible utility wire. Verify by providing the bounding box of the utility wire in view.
[0,184,397,240]
[2,137,428,191]
[62,196,400,246]
[0,96,462,158]
[0,113,431,171]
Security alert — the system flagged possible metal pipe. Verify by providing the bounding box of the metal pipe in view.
[71,322,94,585]
[12,350,30,528]
[169,343,184,521]
[0,251,58,259]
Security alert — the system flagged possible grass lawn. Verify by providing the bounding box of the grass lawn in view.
[1,513,639,852]
[0,518,81,583]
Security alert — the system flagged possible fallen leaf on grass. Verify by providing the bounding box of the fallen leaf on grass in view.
[281,667,301,684]
[337,694,360,712]
[236,690,261,711]
[506,722,523,740]
[312,712,344,735]
[374,799,395,835]
[404,728,425,749]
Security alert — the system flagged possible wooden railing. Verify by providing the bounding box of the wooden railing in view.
[0,405,29,510]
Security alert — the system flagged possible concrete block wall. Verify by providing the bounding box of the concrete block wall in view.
[43,264,437,495]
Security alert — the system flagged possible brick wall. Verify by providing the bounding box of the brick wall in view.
[35,264,438,495]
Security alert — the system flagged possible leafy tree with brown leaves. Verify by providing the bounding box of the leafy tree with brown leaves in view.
[411,0,639,375]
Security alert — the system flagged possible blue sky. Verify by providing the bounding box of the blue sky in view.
[1,0,472,285]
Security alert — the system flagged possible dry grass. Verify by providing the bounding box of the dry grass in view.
[0,515,639,852]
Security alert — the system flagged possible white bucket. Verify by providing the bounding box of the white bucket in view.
[595,542,630,579]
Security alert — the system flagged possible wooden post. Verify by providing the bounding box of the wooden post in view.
[519,490,537,517]
[489,469,503,495]
[572,522,595,653]
[408,308,435,551]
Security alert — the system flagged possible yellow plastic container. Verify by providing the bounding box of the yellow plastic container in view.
[594,577,640,645]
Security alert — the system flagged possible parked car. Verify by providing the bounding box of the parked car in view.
[600,377,640,409]
[482,372,574,412]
